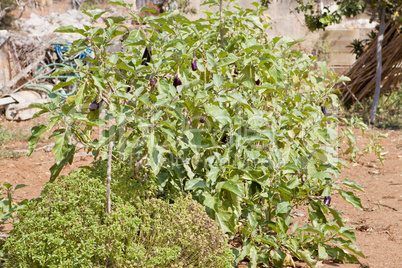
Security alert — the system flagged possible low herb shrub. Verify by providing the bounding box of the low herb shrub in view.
[3,169,233,267]
[88,159,160,202]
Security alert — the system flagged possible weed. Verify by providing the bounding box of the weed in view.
[348,86,402,129]
[0,128,29,146]
[0,126,30,159]
[0,151,24,160]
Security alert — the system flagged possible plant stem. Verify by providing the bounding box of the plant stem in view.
[106,140,113,214]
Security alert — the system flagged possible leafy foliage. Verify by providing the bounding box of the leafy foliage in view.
[27,0,370,266]
[3,169,233,267]
[293,0,401,32]
[0,183,27,225]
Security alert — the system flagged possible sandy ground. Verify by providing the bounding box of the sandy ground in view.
[0,114,401,267]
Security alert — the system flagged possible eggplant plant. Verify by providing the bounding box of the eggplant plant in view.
[27,0,370,267]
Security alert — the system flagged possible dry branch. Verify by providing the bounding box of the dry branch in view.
[339,22,402,104]
[0,53,45,94]
[0,4,16,21]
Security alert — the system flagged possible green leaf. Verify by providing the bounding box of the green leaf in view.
[339,190,363,210]
[299,250,317,268]
[51,66,76,76]
[112,92,133,101]
[329,207,346,227]
[116,61,135,72]
[271,249,286,268]
[28,125,47,156]
[140,6,157,14]
[220,181,242,196]
[205,104,231,126]
[54,25,85,36]
[322,186,332,197]
[338,75,351,82]
[53,132,70,162]
[338,239,365,258]
[49,145,75,182]
[246,16,264,30]
[149,145,167,175]
[318,244,328,260]
[217,53,238,67]
[276,217,288,233]
[212,74,224,88]
[260,235,278,248]
[275,201,292,215]
[339,227,357,242]
[82,9,108,21]
[317,61,327,76]
[206,51,216,69]
[52,78,77,92]
[214,205,236,234]
[343,179,364,192]
[14,184,28,191]
[249,245,258,268]
[109,0,127,7]
[107,16,127,26]
[181,79,202,92]
[185,178,207,190]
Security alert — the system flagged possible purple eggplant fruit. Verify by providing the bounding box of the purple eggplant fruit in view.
[141,47,152,66]
[256,79,261,85]
[324,196,331,207]
[187,116,193,128]
[233,64,239,75]
[173,77,182,87]
[321,106,327,116]
[191,60,198,71]
[220,133,230,144]
[89,99,102,111]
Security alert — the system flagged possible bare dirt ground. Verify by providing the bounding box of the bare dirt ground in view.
[0,114,401,267]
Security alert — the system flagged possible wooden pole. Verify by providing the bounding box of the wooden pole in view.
[369,6,386,124]
[106,140,113,214]
[220,0,223,45]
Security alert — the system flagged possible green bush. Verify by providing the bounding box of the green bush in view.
[27,0,374,265]
[3,169,233,267]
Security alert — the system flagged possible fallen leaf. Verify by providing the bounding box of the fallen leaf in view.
[283,254,295,267]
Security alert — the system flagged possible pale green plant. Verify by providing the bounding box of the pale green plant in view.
[25,0,376,266]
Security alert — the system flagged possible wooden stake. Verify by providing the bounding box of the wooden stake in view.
[369,6,386,124]
[220,0,223,45]
[106,140,113,215]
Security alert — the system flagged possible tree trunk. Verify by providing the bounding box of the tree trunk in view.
[369,6,386,124]
[106,140,113,214]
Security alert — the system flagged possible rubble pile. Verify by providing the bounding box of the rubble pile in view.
[14,9,92,40]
